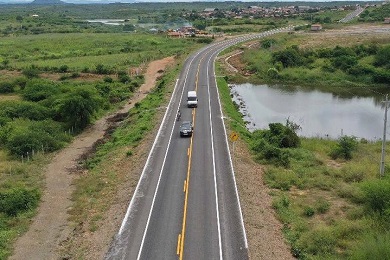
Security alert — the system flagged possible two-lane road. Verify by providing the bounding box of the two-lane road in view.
[106,27,295,260]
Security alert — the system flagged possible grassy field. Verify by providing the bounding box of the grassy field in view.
[1,33,203,72]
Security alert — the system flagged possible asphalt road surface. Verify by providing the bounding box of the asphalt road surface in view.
[106,27,294,260]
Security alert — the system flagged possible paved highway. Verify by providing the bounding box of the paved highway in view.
[106,27,294,260]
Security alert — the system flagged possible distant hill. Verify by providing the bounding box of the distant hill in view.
[30,0,66,4]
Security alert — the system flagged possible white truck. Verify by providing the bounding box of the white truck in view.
[187,91,198,108]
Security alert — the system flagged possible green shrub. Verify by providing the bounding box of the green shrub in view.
[331,55,358,72]
[360,179,390,217]
[59,65,69,73]
[372,68,390,84]
[303,206,315,217]
[0,82,14,94]
[0,187,40,216]
[330,135,358,160]
[297,226,336,256]
[315,198,330,214]
[350,231,390,260]
[55,87,103,129]
[272,45,304,68]
[22,66,40,79]
[265,168,297,190]
[103,76,113,83]
[0,101,51,121]
[22,81,60,102]
[374,45,390,68]
[95,64,111,75]
[0,118,70,156]
[117,71,131,83]
[12,77,28,90]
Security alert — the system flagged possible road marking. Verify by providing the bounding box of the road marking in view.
[179,125,194,259]
[179,54,203,259]
[177,234,181,255]
[183,180,186,193]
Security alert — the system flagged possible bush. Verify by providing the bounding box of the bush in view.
[374,45,390,68]
[13,77,28,90]
[22,66,40,79]
[372,69,390,84]
[297,226,336,256]
[0,187,40,216]
[0,119,70,156]
[55,87,103,129]
[315,198,330,214]
[303,206,315,217]
[0,101,51,121]
[350,231,390,260]
[103,76,113,83]
[0,82,14,93]
[330,136,358,160]
[360,179,390,216]
[58,65,69,73]
[118,73,131,84]
[95,64,111,75]
[22,81,60,102]
[331,55,358,72]
[272,45,304,68]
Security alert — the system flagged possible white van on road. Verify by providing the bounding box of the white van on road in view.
[187,91,198,108]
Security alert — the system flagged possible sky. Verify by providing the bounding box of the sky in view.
[0,0,382,3]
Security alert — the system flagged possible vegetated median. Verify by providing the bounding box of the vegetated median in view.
[216,23,390,259]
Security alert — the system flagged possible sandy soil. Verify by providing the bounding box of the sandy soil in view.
[9,50,294,259]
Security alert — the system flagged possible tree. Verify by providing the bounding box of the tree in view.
[272,45,304,68]
[56,88,102,129]
[22,81,60,102]
[374,45,390,68]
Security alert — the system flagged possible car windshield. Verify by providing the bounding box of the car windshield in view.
[181,122,191,128]
[188,97,197,101]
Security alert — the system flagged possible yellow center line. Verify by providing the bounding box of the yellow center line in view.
[178,57,202,259]
[177,234,182,255]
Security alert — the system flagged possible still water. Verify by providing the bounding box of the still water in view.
[231,83,389,140]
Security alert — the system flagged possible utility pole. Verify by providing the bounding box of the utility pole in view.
[380,94,389,177]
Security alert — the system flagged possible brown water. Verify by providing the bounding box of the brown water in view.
[231,83,389,140]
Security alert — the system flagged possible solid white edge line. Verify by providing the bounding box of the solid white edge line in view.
[214,50,249,249]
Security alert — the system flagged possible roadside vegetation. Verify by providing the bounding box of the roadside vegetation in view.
[1,1,389,259]
[234,31,390,89]
[216,4,390,258]
[0,11,204,256]
[217,71,390,259]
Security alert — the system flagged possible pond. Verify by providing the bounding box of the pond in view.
[86,19,125,26]
[230,83,389,140]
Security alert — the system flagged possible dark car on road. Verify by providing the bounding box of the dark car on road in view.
[179,121,193,137]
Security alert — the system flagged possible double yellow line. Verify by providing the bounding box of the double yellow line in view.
[177,58,202,259]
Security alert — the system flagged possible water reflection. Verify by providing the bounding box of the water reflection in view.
[231,83,389,140]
